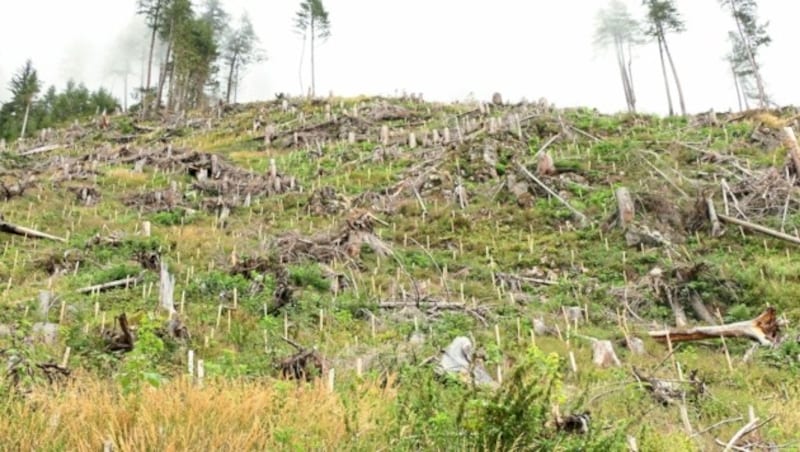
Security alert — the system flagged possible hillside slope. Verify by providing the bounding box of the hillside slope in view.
[1,96,799,450]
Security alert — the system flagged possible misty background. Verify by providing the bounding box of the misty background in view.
[0,0,796,115]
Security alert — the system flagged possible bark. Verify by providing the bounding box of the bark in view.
[615,187,635,228]
[648,307,780,346]
[660,29,686,116]
[657,36,674,116]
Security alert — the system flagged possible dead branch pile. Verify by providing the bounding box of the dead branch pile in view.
[0,173,35,201]
[68,184,101,206]
[269,115,373,149]
[728,168,800,218]
[274,210,392,264]
[307,185,351,215]
[632,367,706,406]
[277,338,327,381]
[103,313,135,352]
[230,254,295,310]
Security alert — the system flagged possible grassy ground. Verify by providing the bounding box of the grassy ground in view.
[1,98,799,450]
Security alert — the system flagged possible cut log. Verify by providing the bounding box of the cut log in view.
[592,340,622,368]
[537,152,556,176]
[782,126,800,175]
[706,196,724,237]
[615,187,635,228]
[0,218,66,242]
[718,213,800,246]
[648,308,780,346]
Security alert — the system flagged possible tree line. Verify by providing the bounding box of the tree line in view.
[1,0,333,142]
[596,0,772,114]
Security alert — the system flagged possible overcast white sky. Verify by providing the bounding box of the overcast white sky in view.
[0,0,796,115]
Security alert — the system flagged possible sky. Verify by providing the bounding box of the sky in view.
[0,0,797,115]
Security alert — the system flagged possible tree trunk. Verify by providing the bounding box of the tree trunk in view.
[626,41,636,113]
[144,23,158,117]
[123,74,128,113]
[731,6,767,108]
[225,54,238,104]
[310,16,316,98]
[20,101,31,138]
[660,30,685,116]
[731,64,743,112]
[154,37,172,115]
[615,38,633,113]
[657,36,674,116]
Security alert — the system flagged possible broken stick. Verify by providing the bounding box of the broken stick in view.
[648,307,780,346]
[515,162,588,226]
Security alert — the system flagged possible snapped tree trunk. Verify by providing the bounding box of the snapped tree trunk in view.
[657,36,674,116]
[660,29,686,116]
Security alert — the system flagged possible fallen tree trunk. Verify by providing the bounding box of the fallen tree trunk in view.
[648,307,780,346]
[19,144,61,157]
[77,276,140,294]
[718,213,800,246]
[0,218,67,242]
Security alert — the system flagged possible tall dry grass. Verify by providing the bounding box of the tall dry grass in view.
[0,373,395,451]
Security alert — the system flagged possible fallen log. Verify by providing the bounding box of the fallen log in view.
[0,217,67,242]
[19,144,61,157]
[77,276,140,294]
[718,213,800,246]
[648,307,780,346]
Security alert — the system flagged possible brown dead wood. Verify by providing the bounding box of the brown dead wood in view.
[104,313,135,352]
[278,337,327,381]
[648,307,780,346]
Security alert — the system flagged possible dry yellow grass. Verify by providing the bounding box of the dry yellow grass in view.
[1,374,395,451]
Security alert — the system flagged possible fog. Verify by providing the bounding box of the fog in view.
[1,0,798,115]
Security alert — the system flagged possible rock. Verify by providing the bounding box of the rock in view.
[564,306,584,323]
[533,318,549,336]
[626,337,646,355]
[436,336,497,388]
[32,322,59,345]
[408,332,425,346]
[0,324,13,337]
